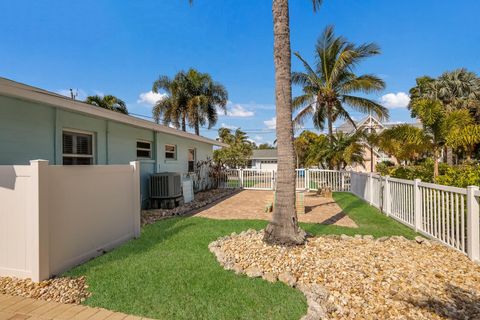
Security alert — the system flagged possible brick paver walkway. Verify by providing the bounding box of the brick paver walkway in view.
[0,294,153,320]
[195,190,358,227]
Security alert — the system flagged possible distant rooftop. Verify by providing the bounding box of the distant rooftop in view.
[251,149,277,159]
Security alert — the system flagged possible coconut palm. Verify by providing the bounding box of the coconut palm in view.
[85,95,128,114]
[187,0,323,245]
[292,26,389,143]
[152,71,190,130]
[153,69,228,135]
[303,132,364,169]
[183,69,228,135]
[377,124,431,164]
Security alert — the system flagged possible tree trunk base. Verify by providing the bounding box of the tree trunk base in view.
[263,222,307,246]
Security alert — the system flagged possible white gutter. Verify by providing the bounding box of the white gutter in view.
[0,77,227,147]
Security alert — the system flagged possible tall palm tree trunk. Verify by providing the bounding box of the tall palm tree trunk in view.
[194,122,200,135]
[264,0,306,245]
[182,114,187,131]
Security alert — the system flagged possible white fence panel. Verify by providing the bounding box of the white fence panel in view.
[0,160,141,281]
[242,169,274,190]
[0,165,35,280]
[308,170,350,191]
[418,182,468,253]
[388,178,415,227]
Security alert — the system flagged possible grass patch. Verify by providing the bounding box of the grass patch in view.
[66,192,417,319]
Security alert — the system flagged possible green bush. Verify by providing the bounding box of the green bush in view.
[436,165,480,188]
[376,158,480,188]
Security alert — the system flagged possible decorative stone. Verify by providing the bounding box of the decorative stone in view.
[363,235,374,241]
[209,229,480,320]
[415,236,425,244]
[245,266,263,278]
[262,272,277,283]
[278,272,297,287]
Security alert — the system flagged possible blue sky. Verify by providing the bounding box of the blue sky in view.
[1,0,479,145]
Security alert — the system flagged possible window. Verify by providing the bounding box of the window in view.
[188,148,196,172]
[63,130,94,165]
[136,141,152,159]
[165,144,176,160]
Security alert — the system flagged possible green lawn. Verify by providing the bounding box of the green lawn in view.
[66,192,418,320]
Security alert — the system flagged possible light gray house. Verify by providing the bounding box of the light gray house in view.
[0,77,225,206]
[248,149,278,170]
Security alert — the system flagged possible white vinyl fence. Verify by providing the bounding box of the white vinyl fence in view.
[218,168,350,191]
[218,168,480,262]
[0,160,141,281]
[350,172,480,262]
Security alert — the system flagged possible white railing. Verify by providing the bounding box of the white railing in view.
[350,172,480,262]
[218,168,350,192]
[218,168,480,262]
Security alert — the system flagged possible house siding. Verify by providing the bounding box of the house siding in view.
[0,95,215,206]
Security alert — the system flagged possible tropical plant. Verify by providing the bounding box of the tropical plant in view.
[85,95,128,114]
[305,131,365,170]
[213,128,253,169]
[152,71,190,130]
[376,124,431,164]
[188,0,323,245]
[294,130,322,168]
[292,26,389,142]
[152,69,228,135]
[263,0,324,245]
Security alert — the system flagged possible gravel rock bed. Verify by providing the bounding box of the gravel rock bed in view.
[209,230,480,320]
[142,188,239,225]
[0,276,90,304]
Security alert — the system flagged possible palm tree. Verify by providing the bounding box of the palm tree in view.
[188,0,323,245]
[85,95,128,114]
[306,132,365,170]
[152,71,190,130]
[377,124,431,164]
[153,69,228,135]
[292,26,389,143]
[184,69,228,135]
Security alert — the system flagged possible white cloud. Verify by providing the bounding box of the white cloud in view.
[137,91,167,106]
[264,117,276,130]
[221,123,238,130]
[226,104,254,117]
[380,92,410,109]
[254,135,263,141]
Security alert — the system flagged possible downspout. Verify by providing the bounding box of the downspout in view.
[54,108,59,164]
[106,120,109,164]
[154,131,159,173]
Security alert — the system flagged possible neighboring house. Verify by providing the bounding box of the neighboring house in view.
[336,115,422,172]
[0,77,225,206]
[249,149,278,171]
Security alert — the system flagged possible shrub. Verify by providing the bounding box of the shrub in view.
[436,165,480,188]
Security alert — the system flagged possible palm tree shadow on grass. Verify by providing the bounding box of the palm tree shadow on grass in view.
[404,283,480,319]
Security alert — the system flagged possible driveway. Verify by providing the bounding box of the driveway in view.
[195,190,357,228]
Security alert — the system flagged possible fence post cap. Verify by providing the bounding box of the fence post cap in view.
[30,159,49,164]
[467,185,479,190]
[414,178,421,183]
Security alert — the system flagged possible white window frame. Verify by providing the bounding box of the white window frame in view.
[136,140,152,159]
[165,144,177,160]
[62,129,95,165]
[188,148,196,172]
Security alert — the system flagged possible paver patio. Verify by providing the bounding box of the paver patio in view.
[195,190,358,227]
[0,294,152,320]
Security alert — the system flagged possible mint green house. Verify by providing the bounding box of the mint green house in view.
[0,78,224,206]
